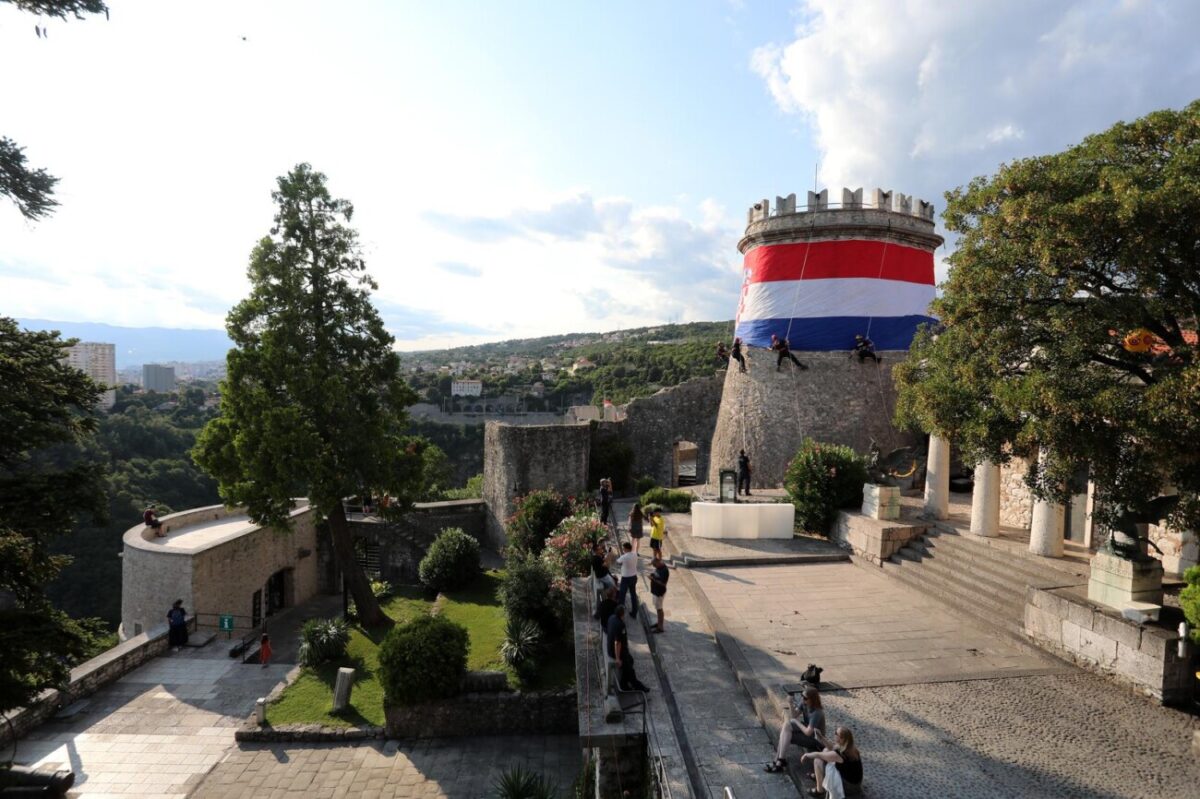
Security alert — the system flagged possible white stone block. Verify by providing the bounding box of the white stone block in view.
[691,502,795,539]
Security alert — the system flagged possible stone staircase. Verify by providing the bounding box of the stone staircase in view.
[882,527,1088,636]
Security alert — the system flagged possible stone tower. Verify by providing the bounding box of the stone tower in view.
[707,188,944,488]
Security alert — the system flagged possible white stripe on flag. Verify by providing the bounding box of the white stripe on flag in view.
[738,278,935,321]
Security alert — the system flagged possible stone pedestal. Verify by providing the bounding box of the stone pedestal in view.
[923,435,950,520]
[333,667,355,712]
[969,461,1000,537]
[1088,551,1164,608]
[862,484,900,521]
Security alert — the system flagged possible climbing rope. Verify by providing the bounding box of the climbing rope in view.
[863,220,893,341]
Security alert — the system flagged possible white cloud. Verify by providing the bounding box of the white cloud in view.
[753,0,1200,277]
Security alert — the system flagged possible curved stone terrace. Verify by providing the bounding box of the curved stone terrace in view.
[122,500,312,554]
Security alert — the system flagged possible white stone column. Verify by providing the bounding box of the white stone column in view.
[1029,450,1064,557]
[923,434,950,520]
[969,460,1000,537]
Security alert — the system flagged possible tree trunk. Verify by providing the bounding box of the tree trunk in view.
[326,503,390,628]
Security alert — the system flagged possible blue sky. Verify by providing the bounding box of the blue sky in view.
[2,1,1198,350]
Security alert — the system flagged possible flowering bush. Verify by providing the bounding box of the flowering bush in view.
[506,490,573,555]
[784,439,869,535]
[542,514,608,581]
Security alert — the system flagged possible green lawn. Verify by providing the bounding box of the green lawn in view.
[265,570,575,727]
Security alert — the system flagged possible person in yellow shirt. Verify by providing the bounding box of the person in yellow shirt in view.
[649,509,666,555]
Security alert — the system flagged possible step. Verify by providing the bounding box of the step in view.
[888,551,1026,621]
[882,558,1025,635]
[895,544,1028,607]
[928,526,1090,581]
[921,532,1081,588]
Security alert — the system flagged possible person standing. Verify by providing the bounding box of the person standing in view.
[649,509,666,556]
[628,502,645,553]
[166,599,188,651]
[771,334,808,371]
[599,478,613,526]
[616,541,640,618]
[648,554,669,633]
[606,605,650,692]
[731,337,747,373]
[737,450,752,496]
[259,633,272,668]
[596,584,619,631]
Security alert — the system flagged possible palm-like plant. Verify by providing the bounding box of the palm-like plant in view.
[492,765,557,799]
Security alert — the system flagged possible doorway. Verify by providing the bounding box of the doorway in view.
[1063,465,1090,544]
[265,568,292,616]
[673,441,699,487]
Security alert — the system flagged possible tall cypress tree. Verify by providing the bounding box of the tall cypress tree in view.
[195,164,422,627]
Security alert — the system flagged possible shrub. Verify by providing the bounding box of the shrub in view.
[370,580,394,600]
[506,490,572,555]
[784,439,869,535]
[500,553,568,639]
[492,766,557,799]
[298,617,350,667]
[443,473,484,500]
[419,527,481,592]
[1182,565,1200,644]
[500,618,542,683]
[639,487,694,513]
[542,514,608,581]
[634,475,657,495]
[378,615,469,705]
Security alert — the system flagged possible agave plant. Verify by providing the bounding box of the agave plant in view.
[299,617,350,667]
[492,765,557,799]
[500,618,542,667]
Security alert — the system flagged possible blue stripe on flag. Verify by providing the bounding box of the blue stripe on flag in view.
[733,315,937,351]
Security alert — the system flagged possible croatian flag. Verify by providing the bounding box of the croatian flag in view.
[732,240,936,351]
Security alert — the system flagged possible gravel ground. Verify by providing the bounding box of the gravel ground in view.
[817,671,1199,799]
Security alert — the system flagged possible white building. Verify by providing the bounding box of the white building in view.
[65,341,117,409]
[451,379,483,397]
[142,363,176,393]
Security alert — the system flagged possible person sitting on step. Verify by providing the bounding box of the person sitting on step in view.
[766,685,825,772]
[853,334,881,364]
[771,333,808,371]
[800,726,863,797]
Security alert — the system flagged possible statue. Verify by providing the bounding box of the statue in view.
[1103,494,1178,561]
[866,438,922,487]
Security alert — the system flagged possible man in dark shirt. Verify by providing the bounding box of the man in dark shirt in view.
[143,507,164,537]
[591,542,615,591]
[853,334,881,364]
[596,585,619,631]
[605,606,650,692]
[731,337,747,373]
[737,450,752,496]
[770,333,808,371]
[649,554,669,633]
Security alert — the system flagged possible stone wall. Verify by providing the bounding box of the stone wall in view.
[999,455,1034,530]
[833,510,930,566]
[348,500,487,583]
[622,375,723,487]
[483,422,591,548]
[1148,522,1199,577]
[707,349,918,487]
[0,622,181,748]
[384,689,577,738]
[1024,587,1192,704]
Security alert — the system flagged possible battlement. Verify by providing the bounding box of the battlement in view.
[747,187,936,225]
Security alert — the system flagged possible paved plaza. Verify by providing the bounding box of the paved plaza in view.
[190,736,581,799]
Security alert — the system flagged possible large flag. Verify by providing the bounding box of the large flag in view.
[733,239,936,350]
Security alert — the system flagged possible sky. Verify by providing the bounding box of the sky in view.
[1,0,1198,351]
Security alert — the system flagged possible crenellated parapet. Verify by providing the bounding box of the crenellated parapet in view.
[747,187,937,224]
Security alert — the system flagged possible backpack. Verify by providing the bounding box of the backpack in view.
[801,663,823,687]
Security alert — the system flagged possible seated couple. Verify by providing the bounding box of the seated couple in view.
[765,686,862,797]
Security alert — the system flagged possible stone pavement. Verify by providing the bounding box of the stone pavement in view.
[13,596,339,798]
[190,735,581,799]
[691,562,1063,689]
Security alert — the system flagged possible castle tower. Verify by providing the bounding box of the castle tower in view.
[707,188,944,488]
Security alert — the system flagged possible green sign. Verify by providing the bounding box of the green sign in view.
[219,614,234,632]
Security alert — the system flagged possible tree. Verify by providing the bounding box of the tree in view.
[894,101,1200,535]
[194,164,422,627]
[1,1,109,220]
[0,318,109,714]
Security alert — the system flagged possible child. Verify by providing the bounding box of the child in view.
[260,633,272,668]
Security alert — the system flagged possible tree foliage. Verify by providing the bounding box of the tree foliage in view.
[5,0,108,18]
[894,101,1200,533]
[0,318,109,714]
[377,615,468,706]
[783,440,868,535]
[194,164,421,627]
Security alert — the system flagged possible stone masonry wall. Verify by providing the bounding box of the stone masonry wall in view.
[707,348,918,487]
[1148,522,1199,577]
[999,455,1034,530]
[483,422,591,549]
[191,508,320,626]
[384,689,577,738]
[622,374,723,488]
[348,500,486,583]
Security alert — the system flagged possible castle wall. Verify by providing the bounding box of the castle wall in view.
[482,422,591,549]
[999,456,1035,530]
[623,375,723,487]
[707,348,916,487]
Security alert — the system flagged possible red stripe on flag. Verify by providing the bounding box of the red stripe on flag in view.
[744,240,934,285]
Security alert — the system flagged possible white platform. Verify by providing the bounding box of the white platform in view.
[692,502,795,539]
